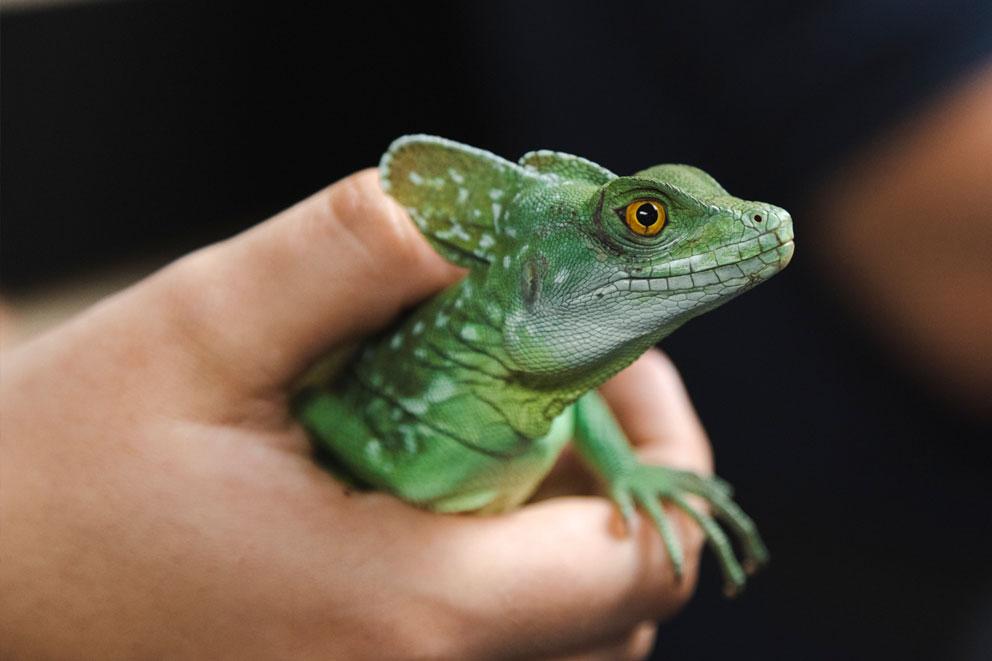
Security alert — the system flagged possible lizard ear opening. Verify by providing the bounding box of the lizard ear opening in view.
[380,135,529,268]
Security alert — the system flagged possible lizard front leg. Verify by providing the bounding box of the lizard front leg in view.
[571,391,769,596]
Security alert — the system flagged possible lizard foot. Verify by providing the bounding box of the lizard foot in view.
[609,464,769,597]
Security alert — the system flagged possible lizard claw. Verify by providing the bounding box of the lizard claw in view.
[609,464,767,597]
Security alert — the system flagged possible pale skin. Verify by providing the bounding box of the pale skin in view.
[0,170,713,660]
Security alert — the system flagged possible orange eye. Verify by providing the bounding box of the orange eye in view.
[624,199,666,236]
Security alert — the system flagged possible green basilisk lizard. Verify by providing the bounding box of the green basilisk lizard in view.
[295,135,794,595]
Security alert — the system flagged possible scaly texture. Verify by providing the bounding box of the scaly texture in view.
[296,135,794,594]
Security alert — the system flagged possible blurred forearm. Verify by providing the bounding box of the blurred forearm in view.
[810,63,992,416]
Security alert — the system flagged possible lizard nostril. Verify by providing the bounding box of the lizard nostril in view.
[753,214,763,223]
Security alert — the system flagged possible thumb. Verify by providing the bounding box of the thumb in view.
[145,169,463,391]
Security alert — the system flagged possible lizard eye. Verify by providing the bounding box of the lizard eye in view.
[623,199,666,236]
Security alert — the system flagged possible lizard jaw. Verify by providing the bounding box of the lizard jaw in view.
[577,231,794,303]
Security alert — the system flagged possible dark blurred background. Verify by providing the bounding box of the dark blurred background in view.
[3,1,991,659]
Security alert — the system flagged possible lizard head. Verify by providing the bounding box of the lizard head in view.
[500,163,794,377]
[591,163,794,306]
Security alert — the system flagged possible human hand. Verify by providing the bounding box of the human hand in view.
[0,170,711,660]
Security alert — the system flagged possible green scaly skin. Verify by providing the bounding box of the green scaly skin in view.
[296,135,794,596]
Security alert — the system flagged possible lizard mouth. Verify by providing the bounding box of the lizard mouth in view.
[573,227,794,304]
[613,229,793,295]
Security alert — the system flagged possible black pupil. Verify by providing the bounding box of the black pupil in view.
[635,203,658,227]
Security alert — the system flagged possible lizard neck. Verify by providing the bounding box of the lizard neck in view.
[351,277,562,443]
[351,274,681,443]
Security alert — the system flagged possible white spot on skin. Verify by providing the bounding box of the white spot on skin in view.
[366,439,382,459]
[505,227,517,238]
[479,234,495,249]
[401,428,418,453]
[484,301,503,322]
[412,321,425,335]
[502,255,511,268]
[460,326,479,341]
[408,171,424,185]
[435,312,449,327]
[390,333,403,349]
[489,189,504,200]
[554,269,569,284]
[449,223,471,241]
[448,168,465,184]
[491,203,502,221]
[425,376,457,403]
[401,398,428,415]
[457,187,469,205]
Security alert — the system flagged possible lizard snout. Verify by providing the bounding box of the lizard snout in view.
[743,205,791,233]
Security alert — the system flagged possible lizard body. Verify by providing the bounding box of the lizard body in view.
[297,135,794,594]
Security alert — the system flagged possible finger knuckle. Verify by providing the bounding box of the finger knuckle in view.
[673,556,704,608]
[672,569,701,610]
[645,348,684,391]
[680,524,708,570]
[621,623,658,660]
